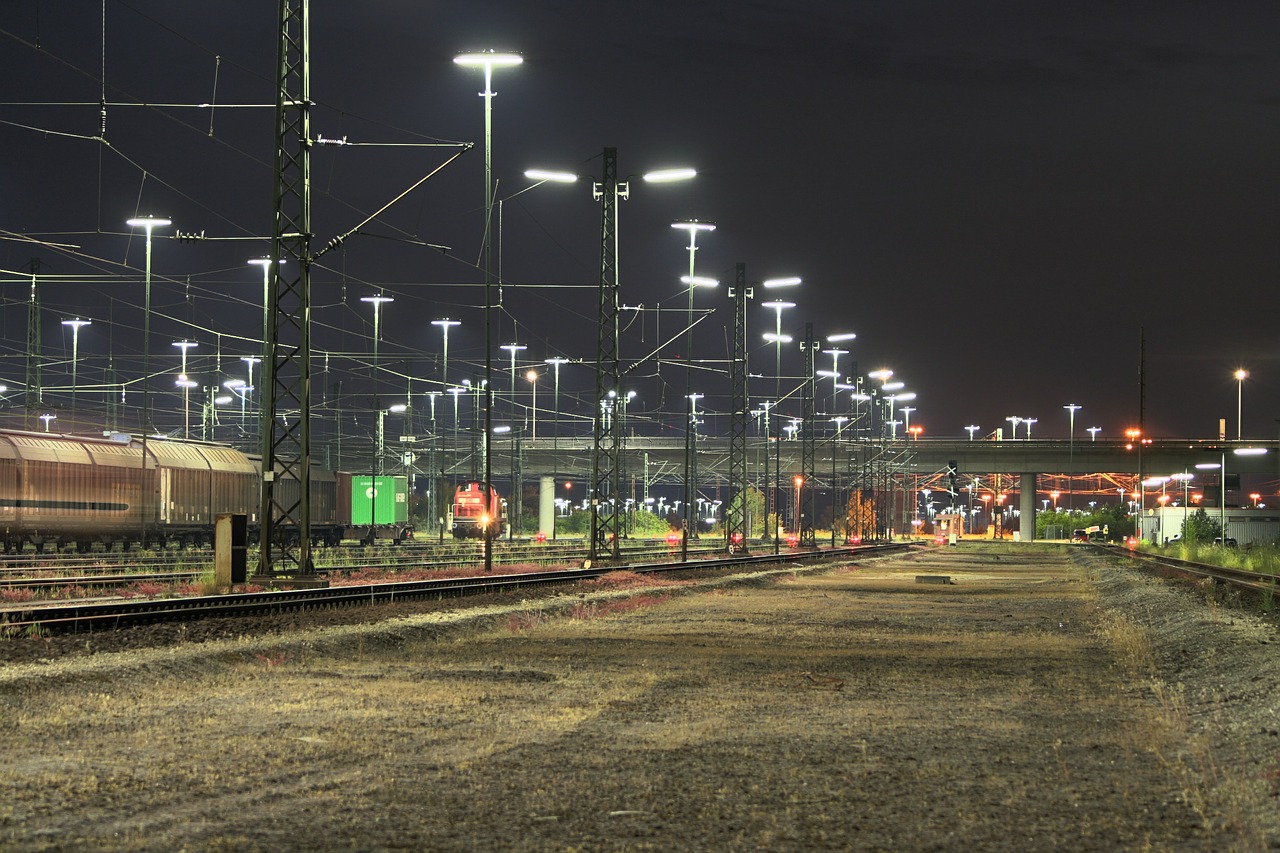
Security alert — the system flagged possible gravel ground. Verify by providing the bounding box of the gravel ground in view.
[1,543,1279,851]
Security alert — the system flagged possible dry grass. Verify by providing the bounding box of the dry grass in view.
[0,543,1270,850]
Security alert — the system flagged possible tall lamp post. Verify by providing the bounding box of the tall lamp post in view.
[1064,403,1081,511]
[525,370,539,439]
[61,318,91,426]
[523,158,696,563]
[240,356,261,448]
[456,49,522,574]
[372,403,408,533]
[126,216,171,549]
[544,357,570,450]
[1234,369,1248,438]
[672,220,716,546]
[830,415,848,546]
[247,257,284,354]
[762,292,798,547]
[500,342,527,411]
[431,318,462,388]
[172,340,198,440]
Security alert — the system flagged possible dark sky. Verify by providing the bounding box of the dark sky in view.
[1,0,1277,446]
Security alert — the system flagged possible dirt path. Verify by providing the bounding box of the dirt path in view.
[1,544,1276,851]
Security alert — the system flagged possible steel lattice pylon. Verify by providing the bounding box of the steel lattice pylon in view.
[799,323,818,548]
[726,263,751,552]
[255,0,317,581]
[589,148,622,563]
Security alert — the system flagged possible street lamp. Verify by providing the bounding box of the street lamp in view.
[526,155,696,563]
[61,318,91,424]
[455,48,522,573]
[431,318,461,387]
[171,340,198,440]
[899,406,916,434]
[1064,403,1081,511]
[1006,416,1021,439]
[544,357,570,450]
[672,221,715,555]
[1023,417,1038,439]
[127,215,170,549]
[525,369,539,439]
[500,342,527,406]
[223,378,248,442]
[830,415,848,546]
[965,424,980,441]
[1087,426,1101,442]
[240,356,261,447]
[1234,368,1248,438]
[175,375,198,440]
[247,257,285,353]
[372,403,409,532]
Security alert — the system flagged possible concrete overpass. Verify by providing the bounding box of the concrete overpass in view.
[437,435,1277,542]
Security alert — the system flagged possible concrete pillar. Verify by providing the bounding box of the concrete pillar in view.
[1020,471,1037,541]
[539,476,555,537]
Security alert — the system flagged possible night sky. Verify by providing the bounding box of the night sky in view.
[2,1,1277,451]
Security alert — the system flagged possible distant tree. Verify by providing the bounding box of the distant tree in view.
[724,486,766,539]
[845,491,877,541]
[1181,507,1222,544]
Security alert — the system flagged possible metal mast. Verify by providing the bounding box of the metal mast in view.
[256,0,320,582]
[726,262,751,552]
[24,259,41,429]
[799,322,818,548]
[589,147,622,563]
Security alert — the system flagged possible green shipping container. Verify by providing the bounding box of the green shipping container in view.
[350,476,409,525]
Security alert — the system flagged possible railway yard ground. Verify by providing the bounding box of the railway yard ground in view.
[3,544,1280,850]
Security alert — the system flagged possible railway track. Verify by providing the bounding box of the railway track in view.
[0,539,730,592]
[0,542,910,635]
[1097,542,1280,598]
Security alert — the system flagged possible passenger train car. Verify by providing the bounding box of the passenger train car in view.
[0,429,410,551]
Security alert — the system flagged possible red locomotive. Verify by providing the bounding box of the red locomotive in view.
[450,481,505,539]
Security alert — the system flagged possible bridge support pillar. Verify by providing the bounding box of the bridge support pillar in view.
[539,476,555,538]
[1020,472,1037,541]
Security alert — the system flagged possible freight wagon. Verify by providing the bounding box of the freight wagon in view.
[0,429,411,551]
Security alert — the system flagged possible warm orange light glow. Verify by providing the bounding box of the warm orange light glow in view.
[794,476,804,486]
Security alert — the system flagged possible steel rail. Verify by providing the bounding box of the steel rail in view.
[0,543,910,635]
[1094,543,1280,596]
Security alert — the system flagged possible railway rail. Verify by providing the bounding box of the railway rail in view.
[0,543,910,635]
[1097,542,1280,598]
[0,539,731,593]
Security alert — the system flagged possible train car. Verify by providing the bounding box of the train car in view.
[0,429,256,551]
[0,429,406,550]
[451,481,505,539]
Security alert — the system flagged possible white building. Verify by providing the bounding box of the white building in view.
[1138,505,1280,547]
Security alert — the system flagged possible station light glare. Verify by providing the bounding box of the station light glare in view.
[671,220,716,234]
[762,277,801,288]
[523,169,578,183]
[826,333,856,342]
[762,333,793,343]
[453,51,523,68]
[642,167,697,183]
[680,275,719,288]
[1234,447,1268,456]
[868,369,893,382]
